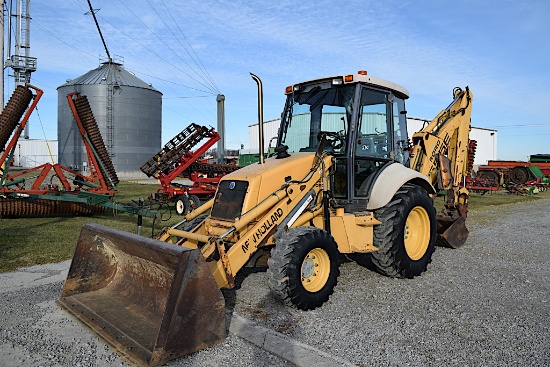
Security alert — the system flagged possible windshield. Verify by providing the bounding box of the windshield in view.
[278,84,355,154]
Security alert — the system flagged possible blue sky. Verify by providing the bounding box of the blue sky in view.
[6,0,549,160]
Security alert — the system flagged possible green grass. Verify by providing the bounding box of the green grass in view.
[1,181,548,273]
[0,181,184,272]
[440,189,546,211]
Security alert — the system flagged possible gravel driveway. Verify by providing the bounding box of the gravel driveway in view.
[1,197,549,366]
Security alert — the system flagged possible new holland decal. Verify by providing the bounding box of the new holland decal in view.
[242,208,284,253]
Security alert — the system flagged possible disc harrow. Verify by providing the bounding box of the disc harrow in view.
[185,162,241,177]
[1,89,168,219]
[0,197,106,217]
[140,123,214,178]
[73,94,119,187]
[0,85,34,151]
[1,89,128,218]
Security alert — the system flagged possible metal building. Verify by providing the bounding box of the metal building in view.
[245,116,497,165]
[10,139,58,167]
[406,117,497,165]
[57,61,162,177]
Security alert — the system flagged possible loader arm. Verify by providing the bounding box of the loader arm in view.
[410,87,473,248]
[163,152,333,289]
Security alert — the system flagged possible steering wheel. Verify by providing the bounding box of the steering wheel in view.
[317,131,344,150]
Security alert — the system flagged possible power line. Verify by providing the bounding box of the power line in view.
[70,0,87,12]
[147,0,219,94]
[91,1,224,132]
[126,68,217,95]
[144,2,241,146]
[32,20,98,61]
[97,13,216,95]
[483,122,550,129]
[499,133,550,137]
[112,0,217,94]
[155,0,220,94]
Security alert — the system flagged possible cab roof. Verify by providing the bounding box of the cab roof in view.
[288,72,409,100]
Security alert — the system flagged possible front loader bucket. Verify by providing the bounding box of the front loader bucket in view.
[57,223,226,366]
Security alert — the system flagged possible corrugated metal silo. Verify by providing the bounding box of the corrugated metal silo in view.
[57,61,162,177]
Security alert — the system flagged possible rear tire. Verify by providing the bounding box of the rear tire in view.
[267,227,340,310]
[354,184,436,278]
[510,166,530,184]
[478,170,499,183]
[189,195,201,211]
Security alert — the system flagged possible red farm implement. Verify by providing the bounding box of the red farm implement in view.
[464,143,549,195]
[140,123,240,215]
[463,140,501,194]
[0,89,153,217]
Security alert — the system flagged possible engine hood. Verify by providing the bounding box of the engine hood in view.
[215,152,321,218]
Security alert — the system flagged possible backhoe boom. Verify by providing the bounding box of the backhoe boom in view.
[410,87,473,248]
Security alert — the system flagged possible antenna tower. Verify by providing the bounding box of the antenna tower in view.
[5,0,36,85]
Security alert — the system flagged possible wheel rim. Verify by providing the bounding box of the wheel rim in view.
[404,206,430,261]
[176,199,185,215]
[301,248,331,292]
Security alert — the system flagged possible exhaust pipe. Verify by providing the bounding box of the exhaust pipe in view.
[250,73,265,164]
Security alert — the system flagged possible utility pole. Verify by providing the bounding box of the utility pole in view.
[216,94,225,164]
[1,0,5,111]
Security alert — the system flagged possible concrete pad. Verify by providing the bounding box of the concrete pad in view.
[229,314,355,367]
[1,260,346,366]
[0,343,55,367]
[0,261,70,294]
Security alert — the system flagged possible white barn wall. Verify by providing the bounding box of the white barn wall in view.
[248,118,280,152]
[11,139,58,167]
[468,127,497,166]
[407,117,497,165]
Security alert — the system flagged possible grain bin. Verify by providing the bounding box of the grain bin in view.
[57,61,162,177]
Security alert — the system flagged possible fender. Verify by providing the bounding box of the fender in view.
[366,163,436,210]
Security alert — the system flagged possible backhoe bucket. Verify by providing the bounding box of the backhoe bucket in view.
[437,216,469,249]
[57,223,226,366]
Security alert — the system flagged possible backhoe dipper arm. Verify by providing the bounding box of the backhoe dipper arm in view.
[410,87,473,189]
[410,87,473,248]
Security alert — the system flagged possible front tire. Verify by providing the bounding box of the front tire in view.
[354,184,436,278]
[267,227,340,310]
[175,197,190,216]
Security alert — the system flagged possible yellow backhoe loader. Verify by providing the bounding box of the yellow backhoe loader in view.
[58,71,473,366]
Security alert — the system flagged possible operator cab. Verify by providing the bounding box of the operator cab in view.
[277,71,410,210]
